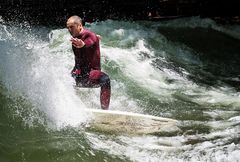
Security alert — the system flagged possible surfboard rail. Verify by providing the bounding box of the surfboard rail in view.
[85,109,181,135]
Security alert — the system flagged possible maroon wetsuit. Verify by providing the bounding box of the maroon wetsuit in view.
[71,29,111,110]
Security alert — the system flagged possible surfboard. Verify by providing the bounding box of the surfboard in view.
[85,109,181,135]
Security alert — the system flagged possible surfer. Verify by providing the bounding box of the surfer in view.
[66,15,111,110]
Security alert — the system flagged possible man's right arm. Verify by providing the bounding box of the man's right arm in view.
[71,37,85,48]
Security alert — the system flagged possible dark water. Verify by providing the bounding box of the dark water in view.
[0,17,240,161]
[158,26,240,88]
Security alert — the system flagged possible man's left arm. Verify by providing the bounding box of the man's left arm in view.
[82,32,97,48]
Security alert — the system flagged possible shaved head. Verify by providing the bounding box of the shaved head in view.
[67,15,83,25]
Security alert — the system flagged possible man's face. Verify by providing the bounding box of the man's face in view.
[66,21,82,38]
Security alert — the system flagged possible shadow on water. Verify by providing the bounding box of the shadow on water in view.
[158,27,240,90]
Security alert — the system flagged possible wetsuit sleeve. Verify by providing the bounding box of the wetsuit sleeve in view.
[83,33,97,48]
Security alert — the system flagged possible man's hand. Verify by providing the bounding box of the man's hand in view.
[96,34,101,40]
[70,37,85,48]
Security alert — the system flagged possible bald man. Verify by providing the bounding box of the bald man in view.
[66,16,111,110]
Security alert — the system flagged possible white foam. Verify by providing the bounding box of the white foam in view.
[111,28,125,38]
[0,24,90,128]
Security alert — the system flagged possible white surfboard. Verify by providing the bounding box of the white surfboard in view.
[85,109,181,135]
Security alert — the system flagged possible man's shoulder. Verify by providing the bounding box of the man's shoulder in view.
[82,28,95,35]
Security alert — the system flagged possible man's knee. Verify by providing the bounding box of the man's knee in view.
[89,70,102,80]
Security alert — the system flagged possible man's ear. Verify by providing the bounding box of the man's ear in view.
[78,24,83,30]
